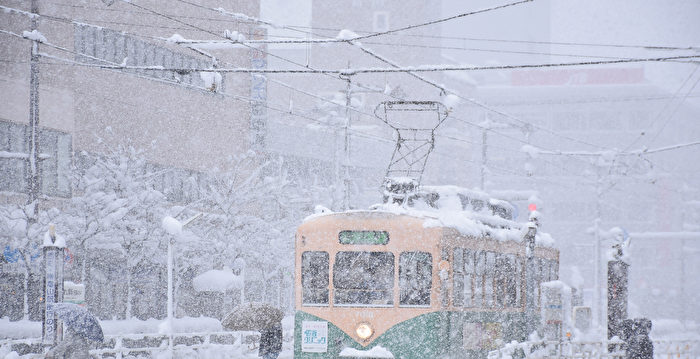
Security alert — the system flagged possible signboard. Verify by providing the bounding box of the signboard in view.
[541,285,563,340]
[301,321,328,353]
[339,231,389,245]
[43,249,57,345]
[63,281,85,305]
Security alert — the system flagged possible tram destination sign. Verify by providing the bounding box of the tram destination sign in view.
[339,230,389,245]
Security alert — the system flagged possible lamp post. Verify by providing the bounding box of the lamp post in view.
[161,213,202,348]
[42,224,66,348]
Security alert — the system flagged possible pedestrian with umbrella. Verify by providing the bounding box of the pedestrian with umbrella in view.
[45,303,103,359]
[222,302,283,359]
[258,322,283,359]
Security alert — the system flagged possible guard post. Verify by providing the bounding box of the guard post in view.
[42,224,66,347]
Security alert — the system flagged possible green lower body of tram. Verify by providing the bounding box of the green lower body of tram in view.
[294,310,536,359]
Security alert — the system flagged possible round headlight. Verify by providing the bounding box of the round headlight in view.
[356,323,373,340]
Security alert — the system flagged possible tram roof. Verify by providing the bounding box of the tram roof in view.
[302,185,555,248]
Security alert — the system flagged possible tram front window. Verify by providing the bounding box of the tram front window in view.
[334,251,394,306]
[302,251,329,305]
[399,252,432,306]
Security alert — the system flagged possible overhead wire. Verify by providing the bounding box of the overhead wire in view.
[2,3,696,194]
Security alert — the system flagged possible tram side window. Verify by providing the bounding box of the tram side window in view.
[484,252,496,307]
[334,252,394,306]
[515,256,523,307]
[302,251,329,306]
[474,251,485,307]
[399,252,432,306]
[494,254,518,308]
[534,257,543,308]
[453,249,476,307]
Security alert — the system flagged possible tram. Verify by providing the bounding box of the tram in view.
[293,185,559,359]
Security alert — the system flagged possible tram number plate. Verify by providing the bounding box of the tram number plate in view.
[302,321,328,353]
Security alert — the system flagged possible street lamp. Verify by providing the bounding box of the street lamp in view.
[161,213,201,351]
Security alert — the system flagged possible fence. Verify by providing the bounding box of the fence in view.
[487,339,699,359]
[0,330,283,358]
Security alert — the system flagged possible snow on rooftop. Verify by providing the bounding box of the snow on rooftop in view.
[303,185,555,247]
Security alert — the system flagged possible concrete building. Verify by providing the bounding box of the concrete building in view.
[0,0,262,320]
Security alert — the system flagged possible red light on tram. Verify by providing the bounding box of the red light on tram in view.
[528,203,537,212]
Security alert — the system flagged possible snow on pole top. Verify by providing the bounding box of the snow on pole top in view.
[162,216,182,236]
[336,29,360,41]
[42,224,67,248]
[22,30,47,43]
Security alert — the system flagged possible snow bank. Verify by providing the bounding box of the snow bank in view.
[339,345,394,358]
[192,268,243,292]
[0,318,41,339]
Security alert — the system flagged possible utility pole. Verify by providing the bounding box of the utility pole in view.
[594,168,603,331]
[342,71,352,211]
[480,128,487,190]
[27,0,41,219]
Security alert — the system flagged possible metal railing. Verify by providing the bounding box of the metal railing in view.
[0,330,274,358]
[488,339,699,359]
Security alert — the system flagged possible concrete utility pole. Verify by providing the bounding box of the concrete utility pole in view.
[27,0,41,218]
[480,128,487,190]
[342,72,352,211]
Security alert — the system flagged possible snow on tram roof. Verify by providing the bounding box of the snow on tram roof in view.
[302,185,555,247]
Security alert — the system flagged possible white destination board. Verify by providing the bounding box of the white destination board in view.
[301,320,328,353]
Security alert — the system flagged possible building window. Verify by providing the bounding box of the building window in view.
[0,120,71,197]
[74,24,221,91]
[373,12,389,32]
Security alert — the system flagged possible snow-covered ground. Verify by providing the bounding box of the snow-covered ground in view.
[0,315,295,359]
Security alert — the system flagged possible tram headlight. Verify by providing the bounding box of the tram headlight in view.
[356,323,373,340]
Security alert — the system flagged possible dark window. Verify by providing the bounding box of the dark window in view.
[399,252,432,306]
[333,251,394,306]
[0,120,71,197]
[74,24,220,91]
[494,254,519,308]
[301,251,329,306]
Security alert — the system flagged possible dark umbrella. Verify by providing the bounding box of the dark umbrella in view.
[222,303,283,331]
[52,303,104,342]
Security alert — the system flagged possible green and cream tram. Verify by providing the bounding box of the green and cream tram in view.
[294,187,558,358]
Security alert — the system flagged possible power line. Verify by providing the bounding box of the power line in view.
[348,0,532,42]
[284,24,700,52]
[32,53,700,74]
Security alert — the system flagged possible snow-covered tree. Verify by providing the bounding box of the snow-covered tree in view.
[0,202,61,319]
[61,146,167,319]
